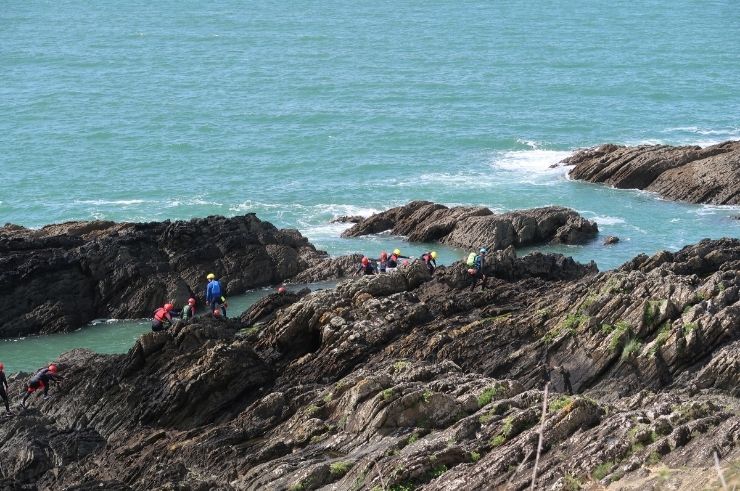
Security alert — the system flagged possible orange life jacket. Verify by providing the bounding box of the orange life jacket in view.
[153,307,170,322]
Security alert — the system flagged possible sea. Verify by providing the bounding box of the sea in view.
[1,0,739,372]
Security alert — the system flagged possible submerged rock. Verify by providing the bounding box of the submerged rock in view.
[603,235,620,245]
[565,140,740,205]
[342,201,599,249]
[0,215,329,337]
[1,238,737,489]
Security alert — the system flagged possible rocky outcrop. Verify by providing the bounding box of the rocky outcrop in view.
[330,215,364,224]
[0,215,328,337]
[1,238,737,490]
[565,140,740,204]
[342,201,599,250]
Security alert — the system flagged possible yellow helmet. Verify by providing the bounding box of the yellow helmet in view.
[393,248,401,256]
[207,273,215,280]
[430,251,438,259]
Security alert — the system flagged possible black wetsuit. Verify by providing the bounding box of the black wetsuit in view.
[470,254,488,291]
[0,370,8,412]
[421,253,437,274]
[22,368,62,405]
[356,263,376,275]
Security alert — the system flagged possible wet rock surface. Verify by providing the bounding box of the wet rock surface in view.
[0,215,328,337]
[342,201,599,249]
[565,140,740,204]
[1,238,738,490]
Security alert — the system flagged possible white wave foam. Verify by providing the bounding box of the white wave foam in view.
[516,138,540,149]
[75,199,148,206]
[490,149,572,174]
[663,126,740,136]
[589,215,626,226]
[165,197,223,208]
[690,204,740,216]
[300,222,354,238]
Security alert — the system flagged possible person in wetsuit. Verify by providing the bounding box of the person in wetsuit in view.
[421,251,438,274]
[469,248,489,291]
[21,364,63,407]
[386,248,410,272]
[206,274,227,317]
[152,303,174,331]
[356,256,376,275]
[0,362,10,414]
[181,298,197,321]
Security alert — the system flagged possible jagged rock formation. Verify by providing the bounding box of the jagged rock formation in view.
[0,215,330,337]
[342,201,598,250]
[1,238,737,490]
[565,140,740,204]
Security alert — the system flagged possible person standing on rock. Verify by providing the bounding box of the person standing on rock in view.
[152,303,175,331]
[20,364,62,408]
[468,248,488,291]
[206,273,227,317]
[0,362,10,414]
[181,298,197,321]
[421,251,438,274]
[355,256,376,275]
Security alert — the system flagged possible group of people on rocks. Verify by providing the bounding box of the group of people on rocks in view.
[355,247,489,291]
[151,273,229,332]
[355,248,420,275]
[0,362,64,413]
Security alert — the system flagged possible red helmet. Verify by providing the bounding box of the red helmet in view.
[361,256,369,266]
[278,287,287,294]
[48,364,58,374]
[187,298,196,306]
[0,362,4,371]
[213,309,222,317]
[164,303,174,311]
[380,251,388,261]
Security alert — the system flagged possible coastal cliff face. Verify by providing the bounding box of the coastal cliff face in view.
[342,201,599,249]
[1,238,737,490]
[0,215,349,338]
[565,140,740,205]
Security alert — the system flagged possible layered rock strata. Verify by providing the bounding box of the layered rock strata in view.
[565,140,740,205]
[342,201,599,249]
[0,215,347,337]
[1,238,737,490]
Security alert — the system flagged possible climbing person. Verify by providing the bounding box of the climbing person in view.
[206,273,226,317]
[152,303,174,331]
[421,250,438,274]
[278,286,287,294]
[378,251,388,273]
[0,362,9,414]
[467,247,488,291]
[386,248,410,272]
[355,256,376,275]
[21,364,63,408]
[181,298,197,321]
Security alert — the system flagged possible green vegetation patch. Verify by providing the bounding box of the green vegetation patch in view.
[477,385,500,408]
[382,388,394,400]
[621,338,643,360]
[330,461,352,478]
[592,461,615,480]
[643,300,663,327]
[682,322,698,336]
[470,451,481,462]
[549,395,574,413]
[609,321,632,352]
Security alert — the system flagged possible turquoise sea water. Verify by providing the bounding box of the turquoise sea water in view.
[1,1,739,368]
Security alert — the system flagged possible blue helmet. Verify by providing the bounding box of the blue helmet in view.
[479,247,487,254]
